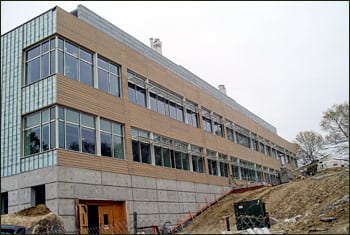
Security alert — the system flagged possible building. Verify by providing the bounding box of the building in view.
[1,5,298,233]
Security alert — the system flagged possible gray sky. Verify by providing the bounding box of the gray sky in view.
[1,1,349,142]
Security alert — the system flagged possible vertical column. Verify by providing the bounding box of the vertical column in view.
[96,116,101,156]
[237,159,242,180]
[149,132,155,165]
[188,144,193,172]
[145,79,151,109]
[93,53,98,89]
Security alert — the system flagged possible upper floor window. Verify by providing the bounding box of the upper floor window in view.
[58,38,94,86]
[25,38,56,85]
[213,114,224,137]
[23,107,56,156]
[191,145,205,173]
[128,71,147,107]
[202,109,212,133]
[100,119,124,159]
[58,107,96,154]
[131,128,151,164]
[98,57,121,96]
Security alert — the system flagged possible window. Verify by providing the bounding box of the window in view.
[58,38,94,86]
[58,107,96,154]
[186,109,198,128]
[214,121,223,137]
[31,185,45,206]
[218,153,228,177]
[100,119,124,159]
[252,139,259,151]
[23,108,56,156]
[128,72,146,107]
[1,192,8,214]
[131,128,151,164]
[231,157,240,179]
[259,143,265,154]
[98,57,121,96]
[236,132,251,148]
[25,38,56,85]
[226,127,234,142]
[191,146,204,173]
[208,159,218,176]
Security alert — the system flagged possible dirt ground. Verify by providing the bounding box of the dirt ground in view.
[182,167,349,234]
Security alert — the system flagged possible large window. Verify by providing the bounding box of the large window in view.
[186,109,198,128]
[202,109,212,133]
[236,132,251,148]
[58,38,94,86]
[149,91,184,122]
[98,57,121,96]
[23,107,56,156]
[213,115,224,137]
[25,38,56,84]
[58,107,96,154]
[100,119,124,159]
[218,153,228,177]
[191,145,205,173]
[153,134,190,171]
[128,71,147,107]
[208,159,218,176]
[131,128,151,164]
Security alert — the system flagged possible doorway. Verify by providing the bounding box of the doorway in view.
[78,200,128,234]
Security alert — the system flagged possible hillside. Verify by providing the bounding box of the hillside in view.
[182,167,349,234]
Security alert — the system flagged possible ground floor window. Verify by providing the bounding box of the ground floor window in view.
[31,185,45,206]
[1,192,8,214]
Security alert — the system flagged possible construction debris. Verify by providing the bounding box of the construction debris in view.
[182,167,349,234]
[1,204,65,234]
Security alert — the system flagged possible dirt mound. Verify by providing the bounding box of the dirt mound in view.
[1,204,65,234]
[15,204,51,216]
[183,167,349,234]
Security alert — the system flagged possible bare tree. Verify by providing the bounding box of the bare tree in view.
[295,131,325,164]
[320,102,349,155]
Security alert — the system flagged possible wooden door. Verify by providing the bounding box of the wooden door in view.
[78,204,88,234]
[112,204,128,234]
[98,205,115,234]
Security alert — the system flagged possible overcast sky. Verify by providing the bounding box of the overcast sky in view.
[1,1,349,142]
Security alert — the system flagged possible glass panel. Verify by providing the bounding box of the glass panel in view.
[42,41,49,53]
[192,112,198,127]
[24,127,40,155]
[41,109,49,123]
[82,128,95,154]
[158,97,166,115]
[113,136,124,159]
[50,51,55,74]
[80,61,93,86]
[141,142,151,164]
[50,38,55,49]
[150,93,158,112]
[100,119,111,132]
[98,57,109,70]
[42,124,49,151]
[139,130,148,139]
[110,64,119,74]
[50,107,56,120]
[162,148,171,167]
[132,140,140,162]
[176,106,184,122]
[59,121,65,148]
[182,153,189,171]
[110,74,119,96]
[58,51,64,74]
[131,128,138,138]
[58,107,64,120]
[66,123,79,151]
[41,53,49,78]
[169,102,177,119]
[192,156,198,172]
[27,45,40,60]
[50,121,55,149]
[65,41,78,56]
[128,83,136,103]
[136,87,146,107]
[198,157,204,173]
[112,123,122,135]
[66,109,79,123]
[58,38,64,49]
[65,54,78,80]
[101,133,112,157]
[98,69,109,93]
[80,48,92,62]
[25,112,40,128]
[81,113,94,128]
[173,151,181,169]
[155,146,162,166]
[26,57,40,84]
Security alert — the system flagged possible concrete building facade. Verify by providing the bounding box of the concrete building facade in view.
[1,5,298,233]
